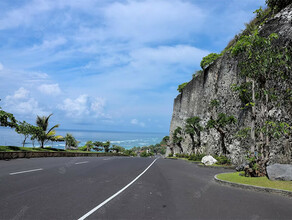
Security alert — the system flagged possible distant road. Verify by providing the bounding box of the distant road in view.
[1,157,292,219]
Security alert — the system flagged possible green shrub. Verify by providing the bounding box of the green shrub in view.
[78,146,88,151]
[188,153,206,161]
[266,0,292,11]
[214,155,231,165]
[140,151,154,157]
[168,153,174,157]
[175,153,189,158]
[200,53,221,70]
[177,82,188,93]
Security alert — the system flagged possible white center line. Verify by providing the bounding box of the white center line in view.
[78,158,158,220]
[75,161,89,165]
[9,168,43,175]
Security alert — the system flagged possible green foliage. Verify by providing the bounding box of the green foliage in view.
[123,149,137,156]
[173,127,183,145]
[214,155,231,165]
[168,153,174,157]
[200,53,221,69]
[236,127,251,139]
[231,83,252,108]
[175,153,189,158]
[185,117,203,136]
[112,145,125,153]
[0,105,17,128]
[78,145,88,151]
[209,99,220,108]
[266,0,292,11]
[140,151,154,157]
[15,121,40,147]
[35,114,61,148]
[85,141,94,151]
[160,136,169,146]
[188,153,206,162]
[206,113,237,130]
[261,121,292,139]
[64,133,79,149]
[177,82,188,93]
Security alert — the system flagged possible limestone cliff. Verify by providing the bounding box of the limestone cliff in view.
[167,4,292,165]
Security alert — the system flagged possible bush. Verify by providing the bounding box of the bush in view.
[200,53,221,70]
[177,82,188,93]
[188,153,206,161]
[168,153,174,157]
[266,0,292,11]
[78,146,88,151]
[175,153,189,158]
[214,155,231,165]
[140,151,154,157]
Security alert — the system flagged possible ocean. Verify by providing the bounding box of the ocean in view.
[0,127,168,150]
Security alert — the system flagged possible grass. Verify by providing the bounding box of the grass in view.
[217,172,292,192]
[0,145,101,153]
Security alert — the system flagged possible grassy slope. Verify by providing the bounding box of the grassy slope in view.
[217,172,292,192]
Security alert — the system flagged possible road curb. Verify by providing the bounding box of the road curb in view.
[214,174,292,198]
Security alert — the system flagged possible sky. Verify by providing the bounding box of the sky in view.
[0,0,266,133]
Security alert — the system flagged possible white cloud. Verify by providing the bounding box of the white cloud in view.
[58,94,107,118]
[130,45,209,66]
[32,37,67,51]
[131,119,145,127]
[38,83,61,95]
[4,87,48,116]
[104,0,205,43]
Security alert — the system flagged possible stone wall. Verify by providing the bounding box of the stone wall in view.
[0,151,123,160]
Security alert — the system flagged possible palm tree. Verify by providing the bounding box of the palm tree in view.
[36,114,60,148]
[64,133,79,150]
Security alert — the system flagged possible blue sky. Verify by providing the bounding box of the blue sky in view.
[0,0,265,132]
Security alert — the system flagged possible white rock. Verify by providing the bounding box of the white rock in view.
[201,155,217,165]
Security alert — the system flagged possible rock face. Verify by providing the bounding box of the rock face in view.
[267,164,292,181]
[201,155,217,166]
[168,4,292,165]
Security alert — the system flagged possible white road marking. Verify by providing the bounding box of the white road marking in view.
[78,158,158,220]
[9,168,43,175]
[75,161,89,165]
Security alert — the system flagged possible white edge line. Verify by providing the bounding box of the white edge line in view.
[75,161,89,165]
[9,168,43,175]
[78,158,158,220]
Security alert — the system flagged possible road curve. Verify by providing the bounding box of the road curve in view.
[0,157,291,220]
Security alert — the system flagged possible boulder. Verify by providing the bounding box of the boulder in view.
[201,155,217,166]
[267,164,292,181]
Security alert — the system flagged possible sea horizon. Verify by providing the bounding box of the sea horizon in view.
[0,127,168,150]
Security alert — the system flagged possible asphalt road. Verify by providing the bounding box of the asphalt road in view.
[0,157,292,220]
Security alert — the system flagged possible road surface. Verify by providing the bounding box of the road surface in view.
[0,156,291,219]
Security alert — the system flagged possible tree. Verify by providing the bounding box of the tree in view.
[93,141,103,152]
[231,30,292,176]
[35,114,60,148]
[206,100,237,155]
[103,141,111,153]
[0,104,17,128]
[185,117,203,153]
[15,121,39,147]
[64,133,79,150]
[173,127,184,153]
[112,145,125,153]
[85,141,94,151]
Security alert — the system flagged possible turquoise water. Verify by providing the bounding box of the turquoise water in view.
[0,127,168,150]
